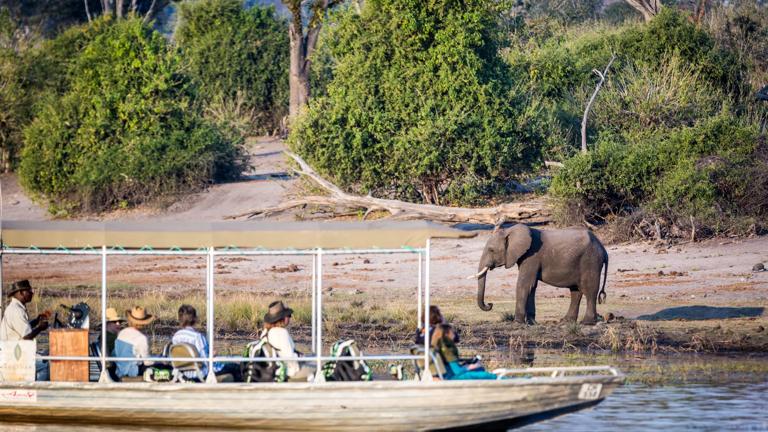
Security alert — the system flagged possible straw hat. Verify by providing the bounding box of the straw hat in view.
[126,306,155,326]
[105,307,125,323]
[263,301,293,324]
[7,280,32,297]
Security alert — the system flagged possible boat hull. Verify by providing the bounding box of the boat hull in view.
[0,375,623,431]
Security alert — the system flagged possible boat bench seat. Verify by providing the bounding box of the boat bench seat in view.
[410,346,447,380]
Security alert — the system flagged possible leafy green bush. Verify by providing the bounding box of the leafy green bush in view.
[290,0,543,205]
[20,18,245,214]
[551,115,766,236]
[175,0,288,134]
[591,56,725,134]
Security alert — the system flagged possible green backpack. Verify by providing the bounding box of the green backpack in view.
[322,340,373,382]
[242,338,288,383]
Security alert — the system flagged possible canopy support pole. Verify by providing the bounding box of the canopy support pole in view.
[311,253,316,349]
[314,248,323,381]
[98,245,111,383]
[417,251,422,329]
[206,247,217,383]
[423,239,430,381]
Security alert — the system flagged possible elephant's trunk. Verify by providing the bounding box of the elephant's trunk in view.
[477,270,493,311]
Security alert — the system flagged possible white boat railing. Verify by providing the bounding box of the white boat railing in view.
[493,366,621,378]
[1,242,433,384]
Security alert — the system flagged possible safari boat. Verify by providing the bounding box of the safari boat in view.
[0,221,624,430]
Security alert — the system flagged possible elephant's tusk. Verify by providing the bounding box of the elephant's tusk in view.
[467,267,489,280]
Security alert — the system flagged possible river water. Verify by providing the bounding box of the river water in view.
[521,381,768,431]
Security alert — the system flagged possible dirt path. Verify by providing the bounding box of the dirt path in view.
[0,136,299,221]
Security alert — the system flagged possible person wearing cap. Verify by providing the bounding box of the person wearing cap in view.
[261,300,315,382]
[100,307,125,357]
[113,306,155,379]
[0,280,51,341]
[171,304,241,381]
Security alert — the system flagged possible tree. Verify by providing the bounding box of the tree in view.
[291,0,543,205]
[283,0,342,121]
[624,0,662,22]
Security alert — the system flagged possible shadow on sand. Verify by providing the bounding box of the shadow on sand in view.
[637,305,765,321]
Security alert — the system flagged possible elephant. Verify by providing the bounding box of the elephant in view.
[472,224,608,325]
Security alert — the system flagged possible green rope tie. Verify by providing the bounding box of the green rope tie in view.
[81,245,96,252]
[29,246,40,251]
[139,245,154,252]
[54,245,71,253]
[169,246,182,252]
[109,245,126,252]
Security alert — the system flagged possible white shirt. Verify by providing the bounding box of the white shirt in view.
[113,327,152,377]
[264,327,300,377]
[0,298,33,341]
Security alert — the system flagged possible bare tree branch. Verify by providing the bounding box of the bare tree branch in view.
[581,53,616,154]
[84,0,93,22]
[225,151,551,224]
[624,0,662,22]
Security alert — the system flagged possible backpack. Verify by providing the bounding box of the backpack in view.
[241,338,288,383]
[322,340,372,382]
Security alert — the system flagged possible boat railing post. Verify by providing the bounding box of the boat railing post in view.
[98,245,111,383]
[205,246,217,383]
[423,238,430,381]
[312,252,316,349]
[417,251,422,329]
[314,248,323,382]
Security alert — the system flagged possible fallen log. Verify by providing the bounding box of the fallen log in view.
[225,151,551,225]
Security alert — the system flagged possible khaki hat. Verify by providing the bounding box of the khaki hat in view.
[105,307,125,323]
[7,280,32,297]
[263,301,293,324]
[126,306,155,327]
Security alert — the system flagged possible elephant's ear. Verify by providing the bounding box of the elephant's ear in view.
[504,224,532,269]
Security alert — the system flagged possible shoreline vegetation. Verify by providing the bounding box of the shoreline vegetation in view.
[0,1,764,241]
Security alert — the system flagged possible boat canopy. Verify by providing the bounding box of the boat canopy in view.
[0,220,475,250]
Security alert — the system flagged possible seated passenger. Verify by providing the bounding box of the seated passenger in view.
[414,305,459,345]
[431,324,496,380]
[261,300,315,382]
[113,307,155,379]
[0,280,50,341]
[101,307,125,356]
[171,304,240,381]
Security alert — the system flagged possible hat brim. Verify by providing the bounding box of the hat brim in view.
[6,287,32,297]
[126,310,155,326]
[263,307,293,324]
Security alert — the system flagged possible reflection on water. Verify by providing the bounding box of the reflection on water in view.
[521,381,768,432]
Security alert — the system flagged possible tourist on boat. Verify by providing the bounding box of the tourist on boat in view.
[261,300,315,382]
[414,305,459,345]
[101,307,125,356]
[113,306,155,379]
[171,304,241,381]
[0,280,50,341]
[432,324,496,380]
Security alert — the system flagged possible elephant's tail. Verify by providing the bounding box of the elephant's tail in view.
[598,254,608,304]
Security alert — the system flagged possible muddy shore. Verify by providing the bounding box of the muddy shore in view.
[4,232,767,355]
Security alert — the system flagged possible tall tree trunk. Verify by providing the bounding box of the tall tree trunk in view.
[288,21,311,120]
[116,0,124,18]
[284,0,334,124]
[624,0,662,22]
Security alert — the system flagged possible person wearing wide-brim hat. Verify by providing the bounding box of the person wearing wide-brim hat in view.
[0,279,51,341]
[260,300,315,382]
[113,306,155,379]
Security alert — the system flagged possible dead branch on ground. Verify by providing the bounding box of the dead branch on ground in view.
[225,151,551,224]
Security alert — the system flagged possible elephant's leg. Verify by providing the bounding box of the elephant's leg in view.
[561,287,581,323]
[514,262,539,325]
[525,281,538,325]
[579,272,601,325]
